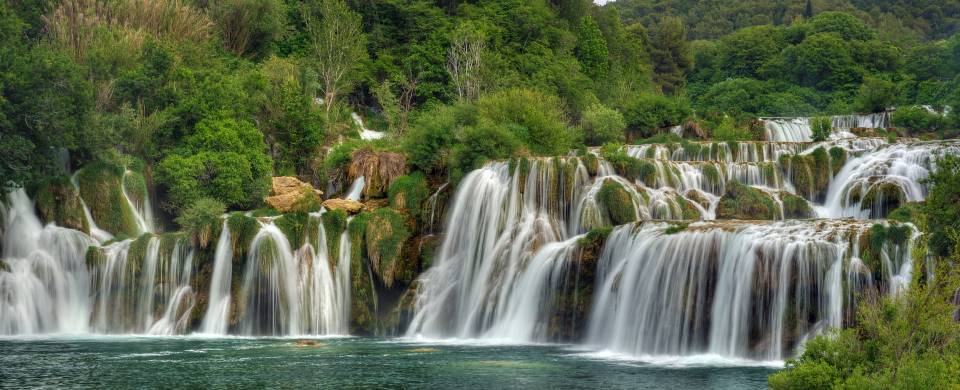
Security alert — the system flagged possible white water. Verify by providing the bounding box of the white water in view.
[70,172,113,243]
[121,170,155,234]
[586,220,912,361]
[345,176,366,201]
[352,112,386,140]
[200,220,233,334]
[762,113,890,142]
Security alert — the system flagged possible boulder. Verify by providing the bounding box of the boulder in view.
[322,198,363,214]
[265,177,322,212]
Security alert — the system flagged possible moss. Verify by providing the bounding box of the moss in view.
[122,170,148,210]
[597,179,637,225]
[605,153,657,186]
[861,223,913,276]
[226,212,258,259]
[829,147,847,176]
[781,192,813,219]
[321,209,348,260]
[33,175,88,232]
[577,227,612,247]
[701,164,721,187]
[248,208,280,217]
[347,213,376,334]
[75,161,141,236]
[716,181,778,220]
[675,196,701,220]
[888,202,922,224]
[85,246,104,269]
[582,153,599,176]
[861,182,906,219]
[788,149,832,202]
[362,208,412,289]
[0,261,8,273]
[681,140,702,157]
[665,222,689,234]
[274,212,310,248]
[388,172,429,220]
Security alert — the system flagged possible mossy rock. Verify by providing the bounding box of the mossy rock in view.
[0,261,8,273]
[362,208,412,289]
[716,182,778,220]
[582,153,599,176]
[321,209,348,262]
[859,223,913,279]
[828,147,847,176]
[597,179,637,225]
[605,153,656,186]
[888,202,922,224]
[787,149,832,202]
[274,212,310,248]
[347,213,376,334]
[780,192,813,219]
[75,162,141,237]
[34,175,88,232]
[226,212,259,260]
[861,182,906,219]
[674,196,702,220]
[388,172,429,221]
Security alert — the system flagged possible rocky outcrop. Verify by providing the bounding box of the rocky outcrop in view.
[322,198,363,214]
[348,148,407,199]
[34,176,89,232]
[717,181,778,220]
[264,176,322,212]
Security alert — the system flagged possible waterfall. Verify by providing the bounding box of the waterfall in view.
[345,176,366,201]
[819,141,960,218]
[121,170,155,234]
[586,220,914,361]
[352,112,386,140]
[406,160,589,341]
[762,113,891,142]
[70,172,113,243]
[0,190,95,334]
[200,220,234,334]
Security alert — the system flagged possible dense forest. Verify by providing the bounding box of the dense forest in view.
[2,0,960,387]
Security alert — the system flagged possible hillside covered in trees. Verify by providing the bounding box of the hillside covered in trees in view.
[2,0,960,387]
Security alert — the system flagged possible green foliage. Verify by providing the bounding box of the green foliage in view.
[210,0,284,58]
[475,88,574,156]
[811,116,832,142]
[782,32,862,91]
[175,197,226,248]
[259,56,324,176]
[75,161,141,237]
[156,117,272,213]
[925,155,960,257]
[580,103,626,146]
[597,179,637,225]
[321,208,347,258]
[403,106,457,173]
[618,93,690,137]
[648,16,692,94]
[854,77,900,113]
[891,106,946,135]
[388,172,429,219]
[575,16,609,80]
[710,116,753,141]
[362,208,412,288]
[781,193,813,219]
[807,12,875,41]
[274,212,309,247]
[716,181,778,220]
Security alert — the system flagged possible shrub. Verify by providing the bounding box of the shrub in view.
[811,116,832,142]
[891,106,945,135]
[853,77,899,113]
[156,117,273,212]
[403,106,457,173]
[388,172,429,219]
[210,0,284,58]
[925,155,960,257]
[710,116,753,141]
[618,93,691,137]
[451,123,521,176]
[581,103,626,146]
[175,197,225,248]
[476,88,575,156]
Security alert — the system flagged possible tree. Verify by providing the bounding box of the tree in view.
[810,116,832,142]
[649,16,692,95]
[575,16,610,80]
[303,0,367,112]
[581,103,626,145]
[926,155,960,257]
[156,117,272,212]
[446,22,485,102]
[854,77,899,113]
[782,32,861,91]
[803,0,813,18]
[210,0,285,58]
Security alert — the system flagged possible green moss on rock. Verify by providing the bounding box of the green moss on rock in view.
[321,209,348,261]
[861,182,906,219]
[362,208,412,289]
[388,172,429,220]
[274,212,310,248]
[34,175,88,232]
[75,162,141,237]
[716,182,778,220]
[781,192,813,219]
[597,179,637,225]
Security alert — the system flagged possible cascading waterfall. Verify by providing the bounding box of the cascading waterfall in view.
[406,160,589,341]
[200,221,234,334]
[121,169,155,234]
[819,141,960,218]
[586,220,914,361]
[0,190,96,334]
[762,113,890,142]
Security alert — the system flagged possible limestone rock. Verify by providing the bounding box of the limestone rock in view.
[265,176,322,212]
[321,198,363,214]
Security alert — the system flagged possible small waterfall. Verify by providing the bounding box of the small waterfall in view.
[236,214,351,336]
[352,112,386,140]
[345,176,366,201]
[763,113,891,142]
[200,220,234,334]
[406,160,588,341]
[121,170,155,234]
[586,220,914,361]
[0,190,96,334]
[70,172,113,243]
[820,141,960,218]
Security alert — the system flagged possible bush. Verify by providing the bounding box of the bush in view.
[156,117,273,212]
[853,77,899,113]
[618,93,691,137]
[388,172,429,219]
[580,103,626,146]
[891,106,945,135]
[476,88,575,156]
[175,197,226,248]
[451,123,521,176]
[210,0,284,58]
[710,116,753,141]
[811,116,832,142]
[403,106,457,173]
[925,155,960,257]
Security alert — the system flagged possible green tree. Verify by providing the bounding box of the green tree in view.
[810,116,832,142]
[303,0,367,112]
[853,77,899,113]
[782,32,861,91]
[156,117,272,212]
[476,88,575,156]
[581,103,626,145]
[210,0,285,58]
[718,25,784,79]
[575,16,610,80]
[649,16,692,95]
[925,155,960,257]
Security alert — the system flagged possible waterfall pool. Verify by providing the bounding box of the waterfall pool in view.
[0,336,777,389]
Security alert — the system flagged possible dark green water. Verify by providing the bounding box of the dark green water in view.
[0,337,777,389]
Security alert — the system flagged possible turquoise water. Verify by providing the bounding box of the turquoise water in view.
[0,337,777,388]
